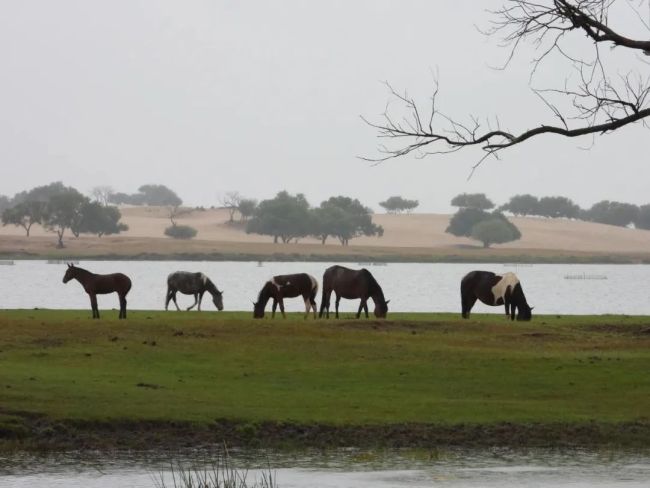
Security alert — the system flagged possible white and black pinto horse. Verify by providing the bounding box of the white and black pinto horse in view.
[460,270,532,321]
[253,273,318,319]
[165,271,224,311]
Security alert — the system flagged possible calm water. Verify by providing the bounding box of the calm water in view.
[0,260,649,315]
[1,449,649,487]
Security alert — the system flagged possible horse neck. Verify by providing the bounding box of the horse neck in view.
[257,283,274,307]
[512,283,528,307]
[205,279,220,297]
[369,281,386,304]
[71,267,95,286]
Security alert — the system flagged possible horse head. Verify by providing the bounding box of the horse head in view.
[62,263,75,283]
[516,304,533,321]
[213,290,224,311]
[374,299,389,319]
[252,299,264,319]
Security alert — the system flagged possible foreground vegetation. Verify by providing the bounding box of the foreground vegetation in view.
[1,310,649,450]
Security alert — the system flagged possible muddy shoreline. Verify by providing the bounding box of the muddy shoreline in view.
[2,414,649,452]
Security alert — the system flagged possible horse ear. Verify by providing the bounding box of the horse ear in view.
[67,263,72,268]
[385,300,390,305]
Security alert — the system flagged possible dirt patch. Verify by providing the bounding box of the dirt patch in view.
[581,324,650,336]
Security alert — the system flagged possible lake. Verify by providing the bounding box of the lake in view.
[2,448,649,487]
[0,260,649,315]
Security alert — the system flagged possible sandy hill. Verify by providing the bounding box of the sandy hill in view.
[2,206,649,254]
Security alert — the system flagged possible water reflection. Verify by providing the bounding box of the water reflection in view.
[2,448,650,487]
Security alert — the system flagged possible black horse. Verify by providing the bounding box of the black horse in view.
[460,270,532,321]
[165,271,224,311]
[62,263,132,319]
[319,265,389,319]
[253,273,318,318]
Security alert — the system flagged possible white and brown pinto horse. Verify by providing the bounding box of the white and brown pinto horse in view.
[253,273,318,319]
[460,270,532,321]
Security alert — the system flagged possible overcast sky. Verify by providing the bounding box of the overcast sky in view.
[0,0,648,212]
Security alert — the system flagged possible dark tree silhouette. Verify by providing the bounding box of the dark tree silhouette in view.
[365,1,650,166]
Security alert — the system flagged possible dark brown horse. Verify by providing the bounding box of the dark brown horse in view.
[460,270,532,321]
[253,273,318,319]
[62,263,132,319]
[319,265,389,319]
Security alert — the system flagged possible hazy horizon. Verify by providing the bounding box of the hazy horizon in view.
[1,1,648,213]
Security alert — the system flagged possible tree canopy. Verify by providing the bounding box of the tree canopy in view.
[109,184,182,207]
[246,191,312,243]
[585,200,639,227]
[379,196,419,214]
[451,193,495,210]
[446,208,521,248]
[315,196,383,246]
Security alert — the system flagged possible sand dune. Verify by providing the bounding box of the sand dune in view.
[1,206,650,254]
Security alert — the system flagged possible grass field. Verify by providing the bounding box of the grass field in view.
[1,310,649,448]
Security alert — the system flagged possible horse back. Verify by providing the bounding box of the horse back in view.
[93,273,131,295]
[272,273,315,298]
[323,265,373,299]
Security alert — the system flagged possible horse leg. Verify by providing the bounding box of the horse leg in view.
[303,295,310,319]
[461,293,477,319]
[363,301,369,319]
[187,294,198,311]
[271,299,278,318]
[89,294,99,319]
[197,291,205,312]
[172,292,180,311]
[279,298,286,319]
[356,300,365,319]
[335,294,341,319]
[119,294,127,319]
[309,290,317,319]
[165,288,172,311]
[319,288,331,318]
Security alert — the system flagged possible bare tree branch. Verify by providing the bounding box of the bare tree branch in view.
[364,0,650,165]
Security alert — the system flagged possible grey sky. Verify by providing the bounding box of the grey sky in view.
[0,0,648,212]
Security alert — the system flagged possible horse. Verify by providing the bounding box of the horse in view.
[319,265,389,319]
[460,270,533,321]
[62,263,132,319]
[165,271,224,312]
[253,273,318,319]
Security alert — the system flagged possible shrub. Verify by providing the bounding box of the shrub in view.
[164,225,197,240]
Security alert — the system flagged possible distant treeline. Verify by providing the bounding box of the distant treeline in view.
[0,182,129,248]
[453,193,650,230]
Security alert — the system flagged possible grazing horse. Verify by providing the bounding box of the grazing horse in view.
[253,273,318,319]
[165,271,224,312]
[319,265,389,319]
[460,270,533,321]
[62,263,132,319]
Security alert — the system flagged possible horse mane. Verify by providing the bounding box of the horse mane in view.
[360,269,384,300]
[256,281,273,304]
[205,277,220,295]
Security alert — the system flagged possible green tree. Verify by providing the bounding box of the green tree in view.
[237,198,257,222]
[450,193,495,210]
[246,191,311,243]
[75,202,128,237]
[500,194,539,216]
[379,196,419,214]
[12,182,68,205]
[312,196,383,246]
[446,208,492,237]
[636,205,650,230]
[537,196,580,219]
[108,184,182,206]
[0,195,10,214]
[42,188,88,248]
[1,200,46,236]
[471,218,522,248]
[586,201,639,227]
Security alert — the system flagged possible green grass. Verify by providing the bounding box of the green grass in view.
[1,310,649,429]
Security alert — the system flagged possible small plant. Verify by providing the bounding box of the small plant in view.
[164,225,198,240]
[153,448,277,488]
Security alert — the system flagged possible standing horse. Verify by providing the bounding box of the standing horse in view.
[319,265,389,319]
[62,263,132,319]
[253,273,318,319]
[165,271,224,312]
[460,270,533,321]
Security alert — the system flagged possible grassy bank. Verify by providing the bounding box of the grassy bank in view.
[1,311,649,450]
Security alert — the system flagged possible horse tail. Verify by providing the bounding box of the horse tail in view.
[308,274,319,303]
[319,269,333,317]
